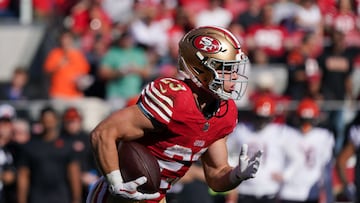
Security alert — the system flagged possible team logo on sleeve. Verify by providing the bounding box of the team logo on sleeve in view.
[193,35,221,53]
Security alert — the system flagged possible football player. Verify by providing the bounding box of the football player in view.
[279,98,335,203]
[87,26,262,203]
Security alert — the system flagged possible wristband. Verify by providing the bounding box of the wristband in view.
[229,166,242,184]
[106,170,123,186]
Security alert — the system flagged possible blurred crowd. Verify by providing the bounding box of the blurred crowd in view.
[0,0,360,202]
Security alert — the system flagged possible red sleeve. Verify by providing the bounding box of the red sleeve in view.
[138,77,190,125]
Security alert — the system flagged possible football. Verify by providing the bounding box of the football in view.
[118,141,161,194]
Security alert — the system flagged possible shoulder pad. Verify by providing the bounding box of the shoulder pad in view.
[138,78,190,124]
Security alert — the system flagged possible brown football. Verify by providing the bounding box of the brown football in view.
[118,141,161,194]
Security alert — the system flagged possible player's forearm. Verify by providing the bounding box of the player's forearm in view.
[90,106,150,176]
[90,129,120,175]
[206,166,240,192]
[212,150,262,192]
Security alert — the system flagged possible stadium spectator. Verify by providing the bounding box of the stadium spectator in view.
[3,118,31,203]
[245,3,290,63]
[285,32,322,100]
[16,106,82,203]
[317,0,337,15]
[98,30,151,110]
[67,1,89,36]
[12,118,30,142]
[0,104,16,123]
[178,0,209,14]
[233,0,262,32]
[61,106,99,202]
[7,118,31,160]
[43,30,91,100]
[272,0,300,26]
[223,0,249,19]
[0,67,34,101]
[69,0,112,51]
[100,0,134,24]
[32,0,79,22]
[32,0,54,20]
[294,0,323,34]
[317,30,357,155]
[194,0,233,28]
[69,0,111,36]
[83,34,108,99]
[324,0,360,47]
[129,3,170,57]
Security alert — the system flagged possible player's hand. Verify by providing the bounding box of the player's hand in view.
[235,144,262,181]
[108,176,160,200]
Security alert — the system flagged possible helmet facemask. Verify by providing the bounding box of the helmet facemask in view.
[205,53,249,100]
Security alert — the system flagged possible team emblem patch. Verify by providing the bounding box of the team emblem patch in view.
[194,140,205,147]
[193,35,221,53]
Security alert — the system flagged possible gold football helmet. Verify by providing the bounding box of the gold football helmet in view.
[178,26,249,100]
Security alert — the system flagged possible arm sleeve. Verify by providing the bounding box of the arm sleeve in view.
[138,78,188,125]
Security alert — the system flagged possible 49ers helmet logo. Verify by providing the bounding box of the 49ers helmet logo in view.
[193,35,221,53]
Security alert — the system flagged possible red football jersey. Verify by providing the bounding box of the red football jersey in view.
[137,77,238,190]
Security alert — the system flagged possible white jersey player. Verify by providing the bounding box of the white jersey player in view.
[226,96,302,203]
[279,98,335,203]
